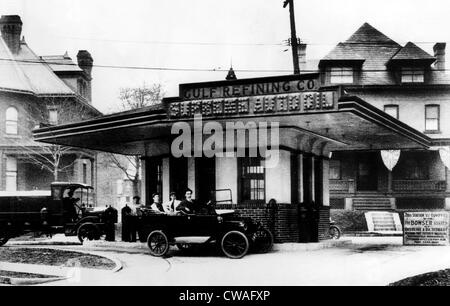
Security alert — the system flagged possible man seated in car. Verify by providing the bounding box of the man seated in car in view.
[176,188,213,215]
[162,192,181,215]
[149,193,165,213]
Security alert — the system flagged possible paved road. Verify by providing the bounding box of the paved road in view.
[26,237,450,286]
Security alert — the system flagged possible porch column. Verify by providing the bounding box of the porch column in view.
[141,158,146,204]
[90,157,97,205]
[162,157,170,202]
[446,166,450,210]
[387,170,393,193]
[298,153,304,203]
[187,157,196,198]
[322,158,330,207]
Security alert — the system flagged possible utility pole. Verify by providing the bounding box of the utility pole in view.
[283,0,300,74]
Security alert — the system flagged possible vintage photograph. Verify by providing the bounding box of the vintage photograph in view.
[0,0,450,290]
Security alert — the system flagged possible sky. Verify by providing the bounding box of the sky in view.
[1,0,450,113]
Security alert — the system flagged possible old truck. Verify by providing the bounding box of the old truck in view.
[0,182,116,245]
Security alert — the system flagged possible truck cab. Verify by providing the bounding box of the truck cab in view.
[0,182,116,246]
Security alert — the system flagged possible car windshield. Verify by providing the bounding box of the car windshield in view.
[63,186,91,208]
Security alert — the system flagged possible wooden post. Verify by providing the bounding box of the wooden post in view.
[283,0,300,74]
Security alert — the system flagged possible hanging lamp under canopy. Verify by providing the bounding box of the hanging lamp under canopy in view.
[380,150,401,171]
[438,146,450,169]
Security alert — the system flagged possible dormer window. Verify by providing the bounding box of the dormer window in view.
[401,67,424,83]
[330,67,353,84]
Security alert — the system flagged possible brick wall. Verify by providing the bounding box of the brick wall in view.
[318,206,331,241]
[216,203,302,243]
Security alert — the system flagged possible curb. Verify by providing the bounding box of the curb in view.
[0,275,68,285]
[8,241,81,246]
[42,247,124,273]
[273,240,352,252]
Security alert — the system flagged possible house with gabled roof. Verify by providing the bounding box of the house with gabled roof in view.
[0,15,101,193]
[313,23,450,211]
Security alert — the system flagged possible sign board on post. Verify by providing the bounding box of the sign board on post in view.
[403,211,450,246]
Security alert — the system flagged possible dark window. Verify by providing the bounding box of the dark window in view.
[239,157,265,203]
[425,105,440,132]
[329,159,341,180]
[384,105,399,119]
[82,162,87,184]
[393,152,429,180]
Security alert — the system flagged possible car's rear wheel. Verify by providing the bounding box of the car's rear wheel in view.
[221,230,249,259]
[147,230,169,257]
[253,227,274,253]
[77,223,100,243]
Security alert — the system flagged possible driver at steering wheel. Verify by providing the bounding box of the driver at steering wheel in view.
[176,188,214,215]
[63,189,80,222]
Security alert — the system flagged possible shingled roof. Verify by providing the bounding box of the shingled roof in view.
[346,22,400,45]
[0,35,76,96]
[319,23,449,85]
[321,23,402,70]
[390,42,436,62]
[41,53,84,73]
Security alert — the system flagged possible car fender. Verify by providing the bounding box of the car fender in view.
[74,216,102,231]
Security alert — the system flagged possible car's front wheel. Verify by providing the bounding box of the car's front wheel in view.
[77,223,100,243]
[221,230,249,259]
[147,230,169,257]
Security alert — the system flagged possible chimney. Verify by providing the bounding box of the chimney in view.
[77,50,93,102]
[77,50,93,77]
[298,43,307,71]
[0,15,23,54]
[433,43,446,71]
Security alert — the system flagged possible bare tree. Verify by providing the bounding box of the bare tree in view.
[118,83,164,110]
[4,96,98,181]
[105,83,165,196]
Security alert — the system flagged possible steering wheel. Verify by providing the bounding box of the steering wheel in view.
[73,202,84,219]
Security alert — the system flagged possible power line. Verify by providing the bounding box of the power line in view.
[56,35,285,47]
[55,34,449,47]
[1,57,450,73]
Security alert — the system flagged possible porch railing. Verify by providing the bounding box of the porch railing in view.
[329,179,355,193]
[393,180,447,192]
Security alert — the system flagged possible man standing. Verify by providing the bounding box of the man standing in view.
[129,196,142,242]
[121,204,132,242]
[163,192,181,214]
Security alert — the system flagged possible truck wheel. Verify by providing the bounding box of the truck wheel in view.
[147,230,169,257]
[253,228,274,253]
[0,228,9,246]
[77,223,100,244]
[221,231,249,259]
